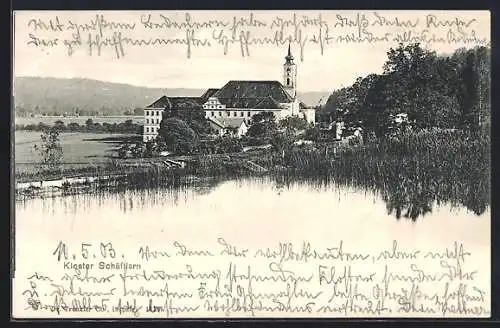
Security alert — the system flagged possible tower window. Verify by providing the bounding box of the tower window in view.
[287,78,290,85]
[233,112,237,117]
[240,112,244,117]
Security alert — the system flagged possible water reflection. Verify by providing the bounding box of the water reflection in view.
[269,173,489,221]
[380,174,489,221]
[15,170,489,221]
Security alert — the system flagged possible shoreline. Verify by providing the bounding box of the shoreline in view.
[14,150,275,196]
[14,129,491,220]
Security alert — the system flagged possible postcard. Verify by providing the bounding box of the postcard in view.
[12,10,491,319]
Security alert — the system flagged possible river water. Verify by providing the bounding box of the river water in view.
[13,177,491,318]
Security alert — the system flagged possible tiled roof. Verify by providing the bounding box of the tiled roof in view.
[255,96,283,109]
[167,97,203,109]
[145,96,203,110]
[208,117,247,129]
[200,88,220,100]
[146,80,294,111]
[213,81,293,103]
[215,96,283,109]
[146,96,169,109]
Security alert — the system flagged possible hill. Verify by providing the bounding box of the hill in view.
[13,77,330,116]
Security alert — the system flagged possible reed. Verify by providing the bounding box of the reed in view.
[271,128,490,220]
[15,128,490,220]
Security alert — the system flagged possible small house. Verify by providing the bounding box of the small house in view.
[208,117,248,138]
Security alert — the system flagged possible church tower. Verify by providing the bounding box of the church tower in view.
[283,43,297,100]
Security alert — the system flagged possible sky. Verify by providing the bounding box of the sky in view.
[13,10,490,92]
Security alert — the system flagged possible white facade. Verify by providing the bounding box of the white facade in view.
[283,44,297,99]
[202,97,296,122]
[301,108,316,124]
[204,108,283,120]
[143,46,315,142]
[143,108,163,142]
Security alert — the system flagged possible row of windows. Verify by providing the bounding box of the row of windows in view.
[145,110,162,116]
[209,111,253,117]
[204,105,224,109]
[146,118,161,124]
[145,126,159,133]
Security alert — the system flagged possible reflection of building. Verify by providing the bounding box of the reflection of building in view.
[208,117,248,138]
[143,45,316,142]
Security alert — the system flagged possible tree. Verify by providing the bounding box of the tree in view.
[33,128,64,170]
[271,130,295,159]
[279,116,308,134]
[247,112,278,140]
[85,118,94,131]
[67,122,80,131]
[320,43,490,136]
[162,105,212,135]
[131,143,145,158]
[456,46,490,130]
[144,141,156,157]
[156,118,199,154]
[214,136,243,153]
[118,144,130,158]
[53,120,65,131]
[303,126,322,142]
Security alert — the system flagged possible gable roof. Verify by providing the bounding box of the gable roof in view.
[200,88,220,100]
[146,80,295,111]
[213,81,293,103]
[255,96,283,109]
[145,96,203,110]
[146,96,169,109]
[208,117,247,129]
[214,96,283,109]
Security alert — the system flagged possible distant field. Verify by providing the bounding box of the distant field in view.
[14,131,141,174]
[14,115,144,126]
